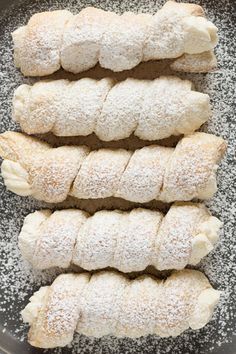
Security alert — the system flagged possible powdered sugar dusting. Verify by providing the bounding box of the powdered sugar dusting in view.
[0,0,235,353]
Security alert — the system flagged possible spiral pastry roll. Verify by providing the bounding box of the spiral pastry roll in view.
[21,270,220,348]
[12,1,218,76]
[19,203,221,272]
[0,131,226,203]
[13,76,211,141]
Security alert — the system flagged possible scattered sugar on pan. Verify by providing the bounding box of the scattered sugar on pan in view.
[0,0,235,352]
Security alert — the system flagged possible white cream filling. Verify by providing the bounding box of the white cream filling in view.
[190,216,222,265]
[1,159,32,196]
[21,286,49,324]
[189,288,221,330]
[183,16,218,54]
[18,210,51,264]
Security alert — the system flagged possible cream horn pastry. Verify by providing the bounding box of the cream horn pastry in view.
[19,203,222,272]
[0,131,226,203]
[21,269,220,348]
[13,76,211,141]
[12,1,218,76]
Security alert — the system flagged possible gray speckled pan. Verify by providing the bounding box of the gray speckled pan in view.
[0,0,235,353]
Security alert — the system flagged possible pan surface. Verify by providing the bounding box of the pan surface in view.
[0,0,235,353]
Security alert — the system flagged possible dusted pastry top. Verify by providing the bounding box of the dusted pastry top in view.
[13,76,211,140]
[21,270,220,348]
[0,132,226,203]
[19,203,222,272]
[12,1,218,76]
[0,131,226,203]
